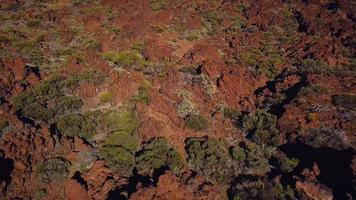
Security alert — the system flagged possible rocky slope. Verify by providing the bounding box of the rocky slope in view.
[0,0,355,200]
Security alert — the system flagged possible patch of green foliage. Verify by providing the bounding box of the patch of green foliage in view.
[185,137,236,184]
[11,71,101,122]
[102,50,145,68]
[273,151,299,173]
[99,108,139,175]
[242,109,280,146]
[223,107,241,120]
[274,183,296,200]
[34,189,47,200]
[184,114,208,131]
[134,80,152,105]
[13,35,45,66]
[186,137,274,183]
[35,158,70,184]
[100,131,139,175]
[150,0,167,11]
[97,108,138,133]
[225,17,247,33]
[202,11,223,35]
[73,0,95,6]
[229,176,295,200]
[179,66,198,75]
[136,137,183,174]
[57,113,96,140]
[99,91,113,103]
[185,33,200,41]
[177,90,197,117]
[237,46,282,79]
[21,102,55,122]
[55,96,83,113]
[332,94,356,110]
[297,59,333,75]
[229,177,274,200]
[234,142,273,175]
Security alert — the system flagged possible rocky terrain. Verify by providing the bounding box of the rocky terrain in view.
[0,0,355,199]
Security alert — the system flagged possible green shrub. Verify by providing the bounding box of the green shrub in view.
[56,96,83,112]
[99,91,113,103]
[35,158,70,184]
[242,109,280,146]
[274,183,296,200]
[150,0,167,11]
[225,17,247,33]
[177,90,197,117]
[298,85,329,97]
[274,151,299,173]
[303,129,351,150]
[13,37,44,66]
[136,137,183,174]
[135,80,152,104]
[57,114,96,140]
[97,108,138,133]
[185,137,236,184]
[179,66,198,75]
[239,142,273,175]
[229,177,275,200]
[100,131,139,175]
[21,102,55,122]
[185,33,200,41]
[223,107,241,120]
[11,72,101,122]
[184,114,208,131]
[99,108,139,175]
[34,189,47,200]
[230,146,246,161]
[297,59,331,75]
[332,94,356,110]
[102,50,145,68]
[202,11,223,35]
[11,91,36,111]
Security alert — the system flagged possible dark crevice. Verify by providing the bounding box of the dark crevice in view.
[0,150,14,191]
[268,73,308,118]
[152,166,169,186]
[279,143,355,200]
[254,69,309,118]
[72,171,88,190]
[295,11,309,33]
[106,168,151,200]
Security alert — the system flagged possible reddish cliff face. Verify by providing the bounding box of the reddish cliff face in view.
[0,0,355,200]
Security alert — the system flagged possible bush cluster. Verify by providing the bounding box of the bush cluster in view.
[11,74,85,122]
[57,113,96,140]
[35,158,70,184]
[184,114,208,131]
[185,137,274,184]
[185,137,235,184]
[136,137,183,174]
[99,108,139,175]
[102,50,145,68]
[229,176,296,200]
[332,94,356,110]
[242,109,280,146]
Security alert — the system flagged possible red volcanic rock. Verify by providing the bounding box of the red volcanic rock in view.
[82,161,128,199]
[130,172,222,200]
[296,181,333,200]
[64,179,88,200]
[110,71,143,106]
[143,40,175,63]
